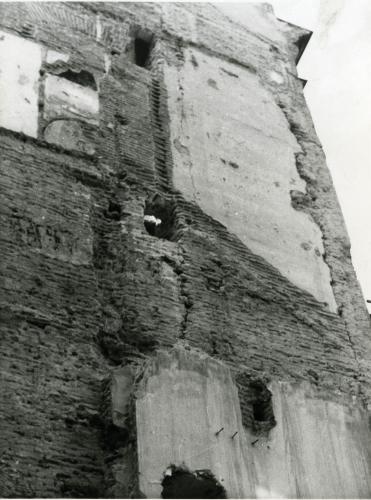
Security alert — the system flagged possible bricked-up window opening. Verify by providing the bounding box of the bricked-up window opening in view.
[134,30,154,68]
[144,194,176,240]
[161,466,227,499]
[58,69,97,91]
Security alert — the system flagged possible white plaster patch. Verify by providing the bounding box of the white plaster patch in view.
[96,14,102,41]
[252,381,371,498]
[136,350,371,499]
[0,31,42,137]
[44,74,99,125]
[144,214,162,226]
[165,47,337,311]
[104,53,111,74]
[46,50,70,64]
[269,70,284,84]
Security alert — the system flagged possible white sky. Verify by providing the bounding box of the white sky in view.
[217,0,371,311]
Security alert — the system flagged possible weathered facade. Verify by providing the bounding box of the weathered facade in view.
[0,2,370,498]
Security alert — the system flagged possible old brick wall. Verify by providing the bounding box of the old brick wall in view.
[0,2,370,498]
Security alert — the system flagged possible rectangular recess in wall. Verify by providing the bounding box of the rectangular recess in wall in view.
[134,29,154,68]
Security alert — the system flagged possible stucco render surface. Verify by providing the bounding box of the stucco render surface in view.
[0,1,370,497]
[254,382,371,498]
[165,47,337,310]
[136,348,371,499]
[0,31,41,137]
[136,348,252,498]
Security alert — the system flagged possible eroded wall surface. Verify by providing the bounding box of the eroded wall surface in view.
[0,2,370,498]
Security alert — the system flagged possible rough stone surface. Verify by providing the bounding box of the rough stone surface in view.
[0,2,370,498]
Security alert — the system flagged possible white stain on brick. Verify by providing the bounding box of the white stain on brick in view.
[104,54,111,74]
[44,74,99,125]
[0,31,42,137]
[46,50,70,64]
[96,14,102,41]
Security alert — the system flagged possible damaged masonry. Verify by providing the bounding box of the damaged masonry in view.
[1,2,371,499]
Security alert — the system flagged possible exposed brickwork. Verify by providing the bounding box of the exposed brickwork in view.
[0,2,370,497]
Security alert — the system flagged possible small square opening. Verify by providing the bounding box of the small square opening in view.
[134,30,154,68]
[143,194,176,240]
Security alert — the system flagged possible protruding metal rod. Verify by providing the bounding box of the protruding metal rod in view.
[231,431,238,439]
[215,427,224,436]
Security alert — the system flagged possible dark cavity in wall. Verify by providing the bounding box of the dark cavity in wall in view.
[58,69,97,90]
[236,375,276,435]
[134,29,154,68]
[105,200,122,221]
[161,465,227,499]
[144,193,177,240]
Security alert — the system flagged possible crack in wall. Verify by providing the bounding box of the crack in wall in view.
[179,271,192,339]
[159,254,192,340]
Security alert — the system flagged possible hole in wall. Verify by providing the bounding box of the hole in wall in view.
[115,113,128,126]
[253,398,273,422]
[236,375,276,434]
[104,422,129,451]
[144,194,176,240]
[105,200,122,221]
[58,69,97,91]
[134,29,154,68]
[161,465,227,499]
